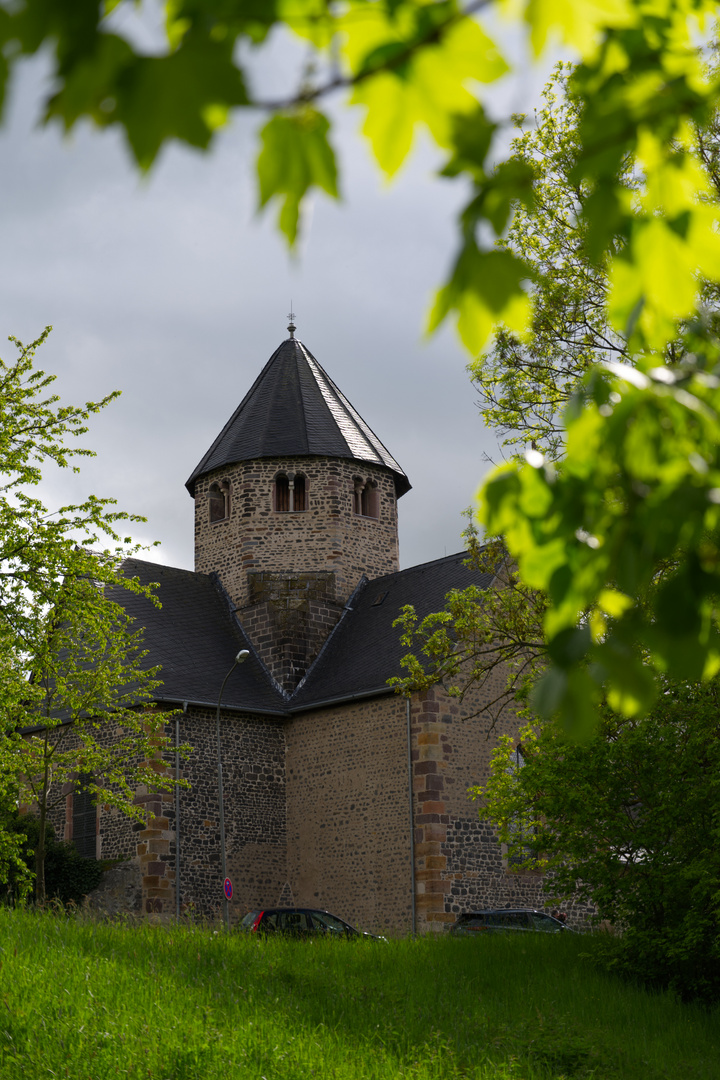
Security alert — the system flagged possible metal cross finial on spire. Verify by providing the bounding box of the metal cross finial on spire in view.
[287,304,296,339]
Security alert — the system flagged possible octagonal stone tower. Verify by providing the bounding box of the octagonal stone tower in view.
[185,325,411,691]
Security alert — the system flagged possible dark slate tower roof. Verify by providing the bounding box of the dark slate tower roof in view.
[185,334,411,497]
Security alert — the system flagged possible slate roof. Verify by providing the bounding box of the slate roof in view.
[185,336,411,498]
[118,552,493,715]
[116,559,286,715]
[290,551,495,711]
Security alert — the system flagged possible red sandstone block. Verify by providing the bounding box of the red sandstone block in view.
[143,876,160,889]
[414,894,440,910]
[148,839,170,854]
[426,856,447,870]
[418,745,443,761]
[413,760,437,775]
[426,879,451,895]
[148,817,170,830]
[414,842,441,857]
[147,861,166,876]
[422,825,448,842]
[420,801,446,815]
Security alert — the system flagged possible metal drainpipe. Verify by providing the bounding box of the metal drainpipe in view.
[176,703,185,920]
[406,695,416,936]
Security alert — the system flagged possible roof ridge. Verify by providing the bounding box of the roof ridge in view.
[370,548,482,585]
[209,572,290,703]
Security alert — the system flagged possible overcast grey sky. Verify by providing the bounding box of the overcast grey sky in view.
[0,18,553,574]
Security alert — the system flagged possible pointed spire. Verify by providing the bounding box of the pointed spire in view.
[185,336,411,498]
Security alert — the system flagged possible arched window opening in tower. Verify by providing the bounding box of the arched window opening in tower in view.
[353,477,379,519]
[274,472,306,513]
[209,480,230,522]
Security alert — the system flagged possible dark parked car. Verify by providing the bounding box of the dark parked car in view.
[240,907,382,939]
[448,909,573,936]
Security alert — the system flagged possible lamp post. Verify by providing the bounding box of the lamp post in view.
[216,649,249,931]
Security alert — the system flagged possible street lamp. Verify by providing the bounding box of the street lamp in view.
[216,649,249,931]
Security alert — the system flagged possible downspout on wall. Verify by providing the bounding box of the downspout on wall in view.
[406,695,416,936]
[175,702,186,920]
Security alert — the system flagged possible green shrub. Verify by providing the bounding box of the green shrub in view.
[0,811,105,905]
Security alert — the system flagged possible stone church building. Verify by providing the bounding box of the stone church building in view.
[56,324,557,934]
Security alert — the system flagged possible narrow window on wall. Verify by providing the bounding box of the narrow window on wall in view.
[209,480,230,522]
[293,474,307,512]
[506,746,537,868]
[274,473,290,512]
[72,776,97,860]
[361,479,379,519]
[354,477,379,519]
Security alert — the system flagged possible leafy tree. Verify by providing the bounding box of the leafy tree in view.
[12,576,178,905]
[0,3,718,713]
[472,679,720,1003]
[390,522,547,725]
[0,329,184,902]
[479,322,720,726]
[0,1,716,361]
[470,65,630,462]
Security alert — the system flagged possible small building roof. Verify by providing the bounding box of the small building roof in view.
[185,336,411,497]
[118,552,493,715]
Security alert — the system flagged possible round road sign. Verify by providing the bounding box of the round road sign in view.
[223,877,233,901]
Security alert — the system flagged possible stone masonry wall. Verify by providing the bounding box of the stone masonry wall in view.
[44,706,287,924]
[409,683,595,931]
[193,457,400,609]
[284,695,413,936]
[172,707,286,922]
[239,571,345,691]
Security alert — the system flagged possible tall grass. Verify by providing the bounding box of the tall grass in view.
[0,908,716,1079]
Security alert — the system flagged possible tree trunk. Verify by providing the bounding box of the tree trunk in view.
[35,800,47,906]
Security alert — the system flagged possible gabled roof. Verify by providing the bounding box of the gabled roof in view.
[290,551,495,711]
[185,335,411,497]
[116,559,286,715]
[119,552,493,715]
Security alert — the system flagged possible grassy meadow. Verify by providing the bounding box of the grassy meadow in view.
[0,908,717,1080]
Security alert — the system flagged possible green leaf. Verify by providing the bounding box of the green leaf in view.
[428,242,532,351]
[45,30,248,168]
[351,71,418,176]
[256,108,339,246]
[547,624,592,668]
